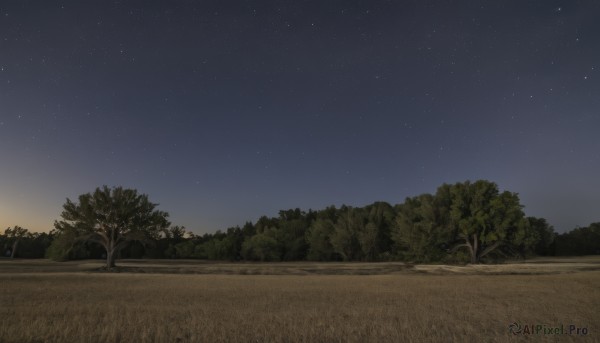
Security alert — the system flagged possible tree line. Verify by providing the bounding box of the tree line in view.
[1,180,598,268]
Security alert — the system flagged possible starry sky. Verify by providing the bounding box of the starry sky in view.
[1,1,598,234]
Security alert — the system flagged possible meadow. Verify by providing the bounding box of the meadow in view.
[1,257,599,342]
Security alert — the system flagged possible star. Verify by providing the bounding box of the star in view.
[0,0,598,236]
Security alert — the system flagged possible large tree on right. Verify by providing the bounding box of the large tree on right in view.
[445,180,529,264]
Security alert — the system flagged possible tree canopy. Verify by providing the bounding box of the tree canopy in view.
[446,180,528,263]
[8,179,596,264]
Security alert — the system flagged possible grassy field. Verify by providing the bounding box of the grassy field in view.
[1,258,599,342]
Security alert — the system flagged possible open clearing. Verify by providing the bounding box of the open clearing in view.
[1,257,599,342]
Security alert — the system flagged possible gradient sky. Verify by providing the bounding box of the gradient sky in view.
[1,1,598,234]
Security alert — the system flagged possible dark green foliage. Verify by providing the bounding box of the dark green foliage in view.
[331,207,364,261]
[45,229,103,261]
[53,186,170,268]
[14,232,53,258]
[528,217,556,256]
[316,205,338,222]
[0,229,52,259]
[0,227,53,259]
[164,226,188,243]
[174,240,195,258]
[392,194,450,262]
[276,209,310,261]
[364,202,395,259]
[201,235,237,260]
[11,180,595,263]
[241,221,257,237]
[554,223,600,255]
[446,180,529,263]
[241,230,281,261]
[3,226,29,258]
[306,219,337,261]
[120,241,146,259]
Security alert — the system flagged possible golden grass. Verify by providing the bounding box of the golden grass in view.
[1,259,599,342]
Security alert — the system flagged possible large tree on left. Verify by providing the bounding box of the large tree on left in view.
[54,186,170,269]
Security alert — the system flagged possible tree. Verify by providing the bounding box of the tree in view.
[174,240,195,258]
[54,186,170,269]
[163,225,188,243]
[162,226,189,258]
[14,232,53,258]
[357,222,379,261]
[505,219,537,259]
[196,232,240,260]
[555,223,600,256]
[330,207,363,261]
[241,230,281,261]
[447,180,528,263]
[527,217,555,256]
[4,226,29,258]
[276,214,310,261]
[364,201,395,259]
[392,194,450,262]
[306,219,336,261]
[45,229,100,261]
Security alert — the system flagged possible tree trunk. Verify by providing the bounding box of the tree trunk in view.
[462,235,477,264]
[471,233,478,264]
[104,240,117,269]
[10,240,19,259]
[106,250,116,269]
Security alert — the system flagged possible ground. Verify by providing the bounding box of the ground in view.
[1,257,599,342]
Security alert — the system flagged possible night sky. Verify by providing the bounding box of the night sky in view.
[1,1,598,234]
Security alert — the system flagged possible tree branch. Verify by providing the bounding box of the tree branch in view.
[478,240,503,259]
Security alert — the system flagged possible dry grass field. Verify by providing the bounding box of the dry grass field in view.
[1,257,599,343]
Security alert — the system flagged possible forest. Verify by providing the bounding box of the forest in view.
[2,180,598,265]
